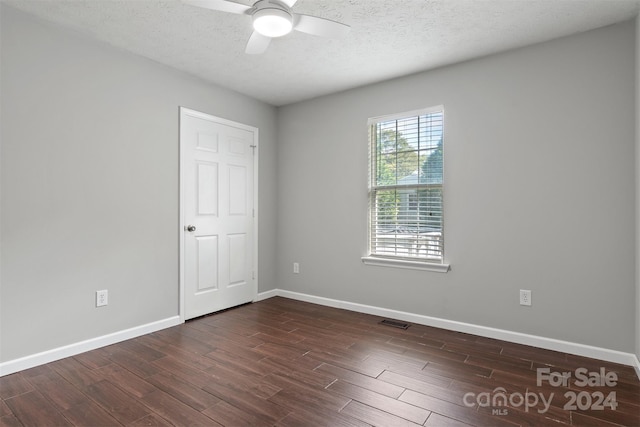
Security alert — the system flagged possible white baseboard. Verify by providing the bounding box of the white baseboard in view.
[3,292,638,379]
[254,289,278,302]
[258,289,640,372]
[0,316,182,377]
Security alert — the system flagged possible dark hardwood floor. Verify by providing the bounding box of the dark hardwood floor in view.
[1,297,638,426]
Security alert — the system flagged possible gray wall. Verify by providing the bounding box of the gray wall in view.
[0,5,278,362]
[277,21,636,353]
[636,13,640,364]
[1,4,638,365]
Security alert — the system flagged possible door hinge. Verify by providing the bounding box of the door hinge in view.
[252,271,256,280]
[250,144,257,154]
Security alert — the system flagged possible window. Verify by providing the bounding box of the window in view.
[363,106,449,272]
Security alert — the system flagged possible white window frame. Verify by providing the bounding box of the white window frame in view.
[362,106,450,273]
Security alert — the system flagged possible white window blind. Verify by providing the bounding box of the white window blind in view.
[367,107,444,264]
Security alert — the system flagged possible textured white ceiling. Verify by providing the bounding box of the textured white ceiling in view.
[4,0,640,106]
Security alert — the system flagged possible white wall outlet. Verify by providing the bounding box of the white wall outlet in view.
[96,289,108,307]
[520,289,531,306]
[293,262,300,274]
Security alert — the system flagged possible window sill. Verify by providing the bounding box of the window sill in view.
[361,256,450,273]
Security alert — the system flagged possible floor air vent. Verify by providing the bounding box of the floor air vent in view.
[379,319,410,329]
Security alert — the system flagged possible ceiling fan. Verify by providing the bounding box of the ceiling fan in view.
[183,0,350,54]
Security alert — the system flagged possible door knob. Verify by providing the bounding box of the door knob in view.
[186,225,196,232]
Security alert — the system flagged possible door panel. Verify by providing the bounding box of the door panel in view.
[181,108,256,320]
[228,165,247,215]
[196,235,218,292]
[228,233,247,286]
[197,162,218,215]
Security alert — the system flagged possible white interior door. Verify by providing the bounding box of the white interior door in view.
[180,107,257,320]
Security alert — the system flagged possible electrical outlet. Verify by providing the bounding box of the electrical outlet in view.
[293,262,299,274]
[96,290,108,307]
[520,289,531,306]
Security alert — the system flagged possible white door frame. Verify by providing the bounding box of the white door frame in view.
[178,106,259,322]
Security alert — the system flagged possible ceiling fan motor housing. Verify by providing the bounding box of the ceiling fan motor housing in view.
[252,0,293,38]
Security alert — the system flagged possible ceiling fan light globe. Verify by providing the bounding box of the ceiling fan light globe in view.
[252,8,293,38]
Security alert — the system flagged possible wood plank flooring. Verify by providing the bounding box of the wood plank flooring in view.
[1,297,638,426]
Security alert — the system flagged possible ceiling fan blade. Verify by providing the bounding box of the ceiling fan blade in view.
[245,31,272,54]
[294,14,350,39]
[182,0,251,15]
